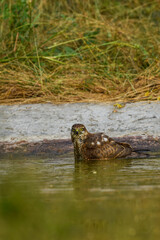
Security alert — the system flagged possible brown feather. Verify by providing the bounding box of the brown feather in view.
[71,124,132,161]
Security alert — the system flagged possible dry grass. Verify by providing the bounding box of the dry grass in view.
[0,0,160,104]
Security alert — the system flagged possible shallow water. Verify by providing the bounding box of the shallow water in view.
[0,154,160,240]
[1,154,160,193]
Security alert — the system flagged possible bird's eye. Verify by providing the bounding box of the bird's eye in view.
[72,127,84,135]
[73,129,78,134]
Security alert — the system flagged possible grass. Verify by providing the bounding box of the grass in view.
[0,0,160,104]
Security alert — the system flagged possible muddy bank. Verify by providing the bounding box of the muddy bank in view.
[0,136,160,156]
[0,102,160,155]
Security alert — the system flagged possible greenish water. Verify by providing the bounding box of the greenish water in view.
[0,154,160,240]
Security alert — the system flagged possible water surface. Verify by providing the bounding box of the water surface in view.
[0,154,160,240]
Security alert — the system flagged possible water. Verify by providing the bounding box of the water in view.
[0,154,160,240]
[1,154,160,194]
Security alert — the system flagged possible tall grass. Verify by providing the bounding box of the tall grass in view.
[0,0,160,103]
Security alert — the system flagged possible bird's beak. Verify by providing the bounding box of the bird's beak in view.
[75,130,79,135]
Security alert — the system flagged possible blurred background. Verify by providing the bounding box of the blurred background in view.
[0,0,160,103]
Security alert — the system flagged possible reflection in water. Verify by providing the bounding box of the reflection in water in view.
[0,154,160,194]
[0,154,160,193]
[0,154,160,240]
[73,159,131,198]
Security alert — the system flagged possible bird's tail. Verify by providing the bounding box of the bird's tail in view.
[133,148,150,153]
[132,148,150,157]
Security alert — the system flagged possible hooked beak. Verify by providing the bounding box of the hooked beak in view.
[75,130,79,135]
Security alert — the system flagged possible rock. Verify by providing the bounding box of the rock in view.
[0,102,160,155]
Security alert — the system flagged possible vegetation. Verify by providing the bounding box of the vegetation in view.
[0,0,160,104]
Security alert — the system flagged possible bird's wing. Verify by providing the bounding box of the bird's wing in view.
[109,141,132,158]
[83,133,132,159]
[83,133,111,148]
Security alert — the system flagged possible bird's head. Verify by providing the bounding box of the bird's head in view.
[71,124,88,143]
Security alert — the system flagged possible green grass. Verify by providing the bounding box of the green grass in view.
[0,0,160,103]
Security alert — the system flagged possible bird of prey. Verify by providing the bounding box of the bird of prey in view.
[71,123,132,161]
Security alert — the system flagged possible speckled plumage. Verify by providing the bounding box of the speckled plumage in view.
[71,124,132,161]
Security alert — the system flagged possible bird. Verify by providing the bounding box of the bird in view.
[71,123,133,161]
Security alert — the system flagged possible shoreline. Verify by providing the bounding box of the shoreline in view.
[0,136,160,156]
[0,102,160,155]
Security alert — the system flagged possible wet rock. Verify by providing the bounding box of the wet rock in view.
[0,136,159,156]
